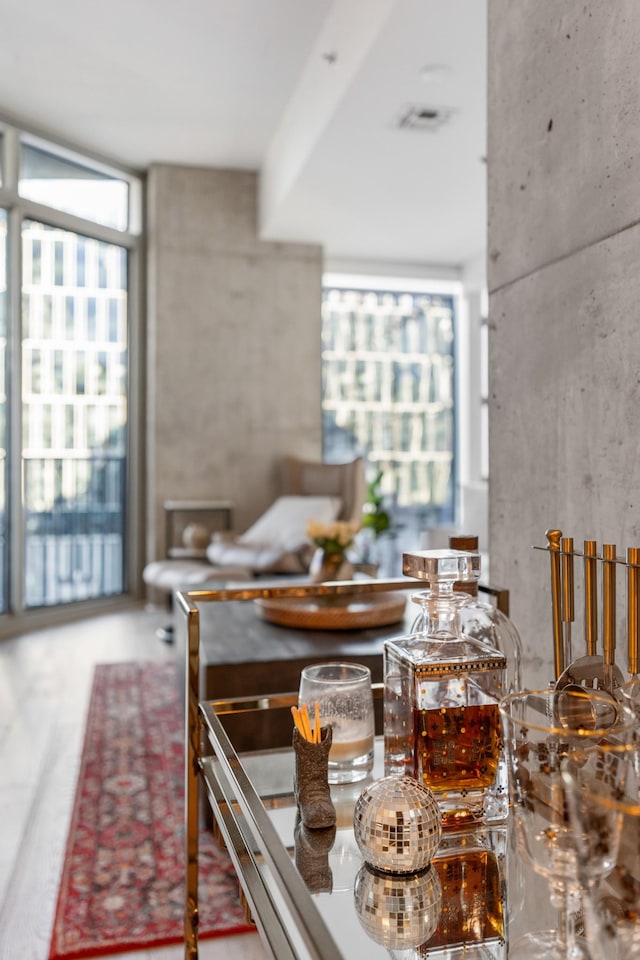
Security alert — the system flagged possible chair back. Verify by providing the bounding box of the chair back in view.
[280,456,366,524]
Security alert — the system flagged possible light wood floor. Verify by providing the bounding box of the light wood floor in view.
[0,604,266,960]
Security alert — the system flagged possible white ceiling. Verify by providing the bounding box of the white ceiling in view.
[1,0,487,271]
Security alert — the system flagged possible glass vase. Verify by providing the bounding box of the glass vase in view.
[309,548,353,583]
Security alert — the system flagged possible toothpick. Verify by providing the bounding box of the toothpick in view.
[291,706,306,739]
[314,701,321,743]
[299,703,313,742]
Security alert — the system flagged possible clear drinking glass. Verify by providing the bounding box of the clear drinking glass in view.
[298,662,374,784]
[499,687,636,960]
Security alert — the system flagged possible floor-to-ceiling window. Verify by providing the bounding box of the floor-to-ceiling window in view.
[0,123,141,617]
[321,276,459,537]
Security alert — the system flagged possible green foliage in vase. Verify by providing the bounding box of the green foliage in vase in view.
[361,468,391,538]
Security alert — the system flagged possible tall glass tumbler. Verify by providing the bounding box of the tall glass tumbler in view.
[299,662,374,783]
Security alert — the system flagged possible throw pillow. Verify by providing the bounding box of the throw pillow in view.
[206,495,342,573]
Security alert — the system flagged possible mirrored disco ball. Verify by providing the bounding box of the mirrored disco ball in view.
[353,862,443,950]
[353,775,442,873]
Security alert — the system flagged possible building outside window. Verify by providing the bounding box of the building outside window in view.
[0,124,141,615]
[321,276,458,544]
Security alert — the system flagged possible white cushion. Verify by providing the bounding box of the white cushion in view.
[142,558,253,591]
[238,495,342,551]
[205,542,295,572]
[206,494,342,573]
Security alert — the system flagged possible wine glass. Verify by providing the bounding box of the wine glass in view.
[563,744,640,960]
[499,688,635,960]
[616,676,640,771]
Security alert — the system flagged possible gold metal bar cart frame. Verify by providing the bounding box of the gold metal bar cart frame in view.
[176,576,509,960]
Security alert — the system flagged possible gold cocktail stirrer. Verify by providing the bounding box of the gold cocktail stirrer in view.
[627,547,640,676]
[561,536,574,670]
[583,539,598,660]
[546,529,564,680]
[602,543,617,691]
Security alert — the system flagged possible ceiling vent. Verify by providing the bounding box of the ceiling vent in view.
[396,104,454,132]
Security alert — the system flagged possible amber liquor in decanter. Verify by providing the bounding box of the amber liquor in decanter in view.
[384,549,508,828]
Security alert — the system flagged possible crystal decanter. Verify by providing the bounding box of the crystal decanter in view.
[383,549,509,829]
[435,534,523,696]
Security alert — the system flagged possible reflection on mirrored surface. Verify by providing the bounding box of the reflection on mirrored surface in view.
[294,819,336,894]
[417,827,507,959]
[354,863,442,951]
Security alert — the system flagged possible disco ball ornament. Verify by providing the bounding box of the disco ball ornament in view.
[353,775,442,874]
[354,862,443,950]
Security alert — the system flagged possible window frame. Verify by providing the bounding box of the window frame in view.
[321,271,463,529]
[0,117,145,633]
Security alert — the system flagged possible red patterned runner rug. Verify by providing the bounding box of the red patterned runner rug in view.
[49,661,254,959]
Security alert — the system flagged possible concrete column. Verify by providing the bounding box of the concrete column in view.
[488,1,640,683]
[145,165,323,564]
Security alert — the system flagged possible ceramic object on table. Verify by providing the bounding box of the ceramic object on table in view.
[308,547,353,583]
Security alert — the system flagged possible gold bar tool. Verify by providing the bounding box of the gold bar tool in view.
[602,543,616,690]
[627,546,640,676]
[561,536,574,670]
[546,529,564,680]
[583,539,598,658]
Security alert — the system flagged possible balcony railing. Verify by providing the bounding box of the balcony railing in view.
[23,455,126,607]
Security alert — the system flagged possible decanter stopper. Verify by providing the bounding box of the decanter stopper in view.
[402,548,481,585]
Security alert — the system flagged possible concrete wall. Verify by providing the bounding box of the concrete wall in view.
[487,2,640,683]
[146,165,323,562]
[459,255,489,555]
